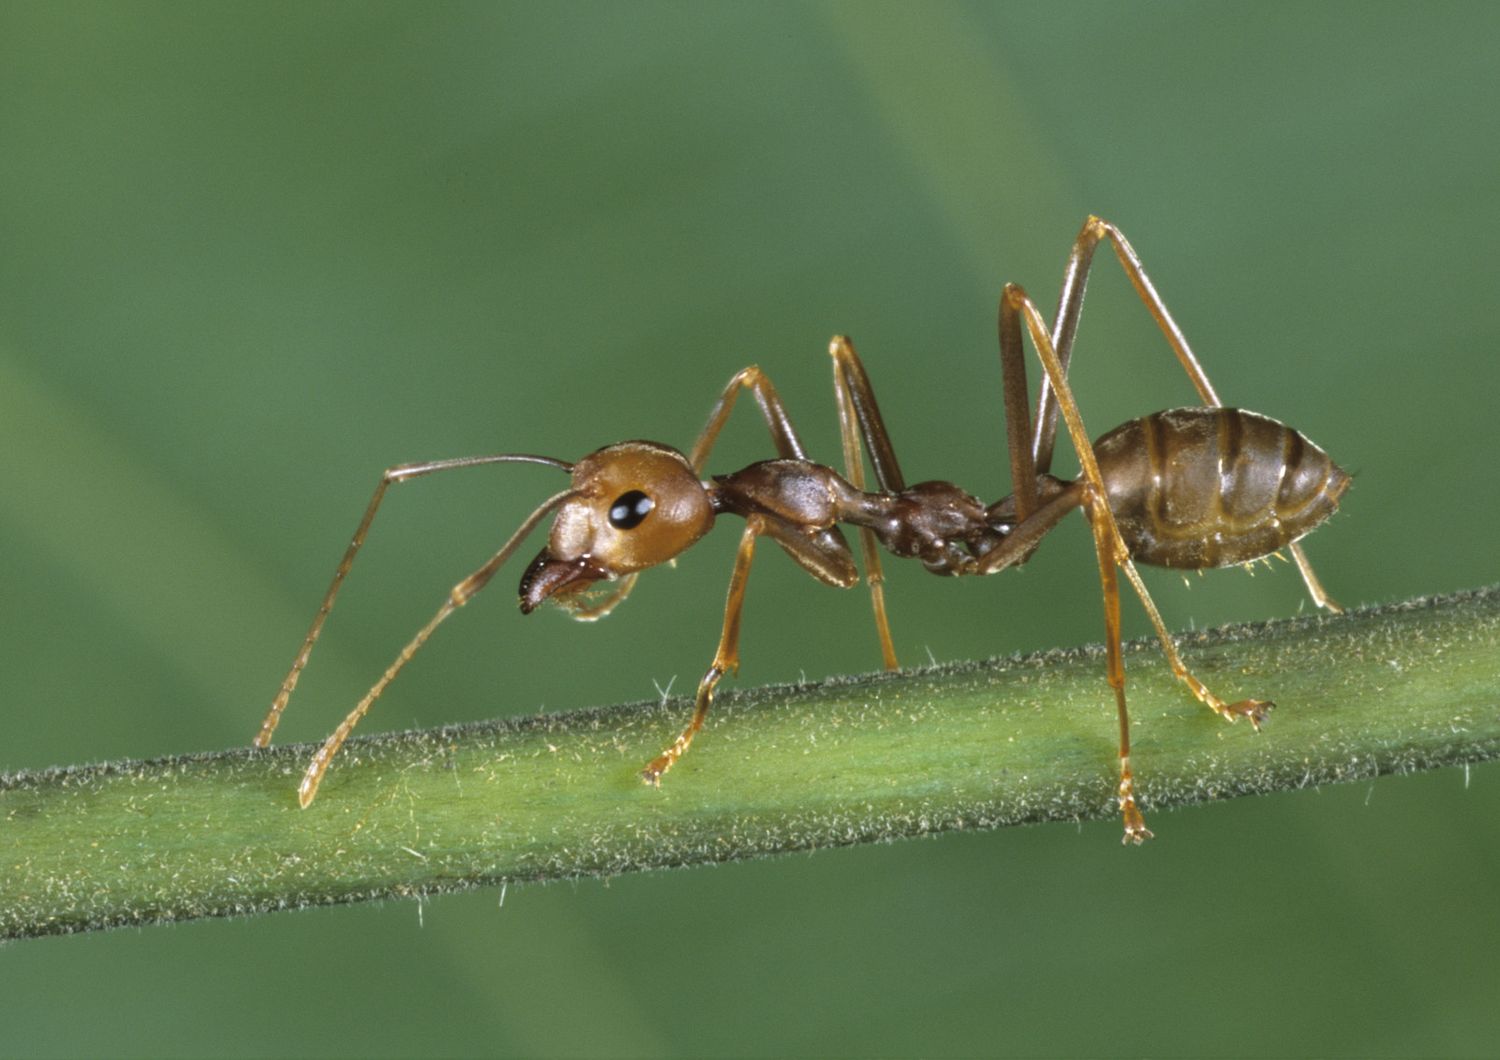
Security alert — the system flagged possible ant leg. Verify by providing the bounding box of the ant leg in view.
[1031,216,1218,474]
[994,292,1047,525]
[972,481,1084,576]
[829,336,904,670]
[582,367,805,626]
[1008,282,1270,725]
[1083,219,1342,612]
[689,366,809,472]
[255,453,572,748]
[1004,283,1152,841]
[827,336,906,491]
[1005,282,1275,836]
[641,518,761,784]
[1035,216,1341,612]
[1085,490,1152,844]
[296,487,578,807]
[1116,557,1271,728]
[550,572,639,622]
[1288,542,1343,613]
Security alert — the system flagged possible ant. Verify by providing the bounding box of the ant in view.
[254,216,1348,843]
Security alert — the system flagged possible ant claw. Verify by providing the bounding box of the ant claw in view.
[1121,810,1154,845]
[1226,698,1274,730]
[639,758,670,787]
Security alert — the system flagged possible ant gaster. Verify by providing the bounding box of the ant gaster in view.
[255,217,1349,842]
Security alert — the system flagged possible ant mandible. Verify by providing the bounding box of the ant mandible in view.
[254,216,1349,843]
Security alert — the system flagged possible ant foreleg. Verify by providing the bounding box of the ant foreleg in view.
[583,366,805,626]
[549,572,640,622]
[689,366,809,473]
[641,517,762,784]
[255,453,572,748]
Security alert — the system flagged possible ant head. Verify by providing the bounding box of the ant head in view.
[519,441,715,614]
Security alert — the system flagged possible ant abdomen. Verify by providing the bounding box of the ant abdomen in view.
[1094,407,1350,570]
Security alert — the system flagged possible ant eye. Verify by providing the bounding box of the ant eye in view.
[608,490,654,530]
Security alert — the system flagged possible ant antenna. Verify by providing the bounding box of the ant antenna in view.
[297,485,580,807]
[256,453,573,750]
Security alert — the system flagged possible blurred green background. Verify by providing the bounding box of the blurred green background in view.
[2,2,1497,1055]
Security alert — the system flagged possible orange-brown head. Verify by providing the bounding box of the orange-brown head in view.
[518,441,715,614]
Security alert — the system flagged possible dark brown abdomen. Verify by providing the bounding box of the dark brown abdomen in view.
[1093,407,1349,569]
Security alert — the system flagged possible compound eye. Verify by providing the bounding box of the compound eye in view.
[607,490,655,530]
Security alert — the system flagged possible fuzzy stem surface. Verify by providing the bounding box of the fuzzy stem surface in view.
[4,587,1498,940]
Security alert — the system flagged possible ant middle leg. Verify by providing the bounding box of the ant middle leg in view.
[689,365,809,471]
[829,335,906,670]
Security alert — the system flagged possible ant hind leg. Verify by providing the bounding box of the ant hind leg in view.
[1036,217,1342,613]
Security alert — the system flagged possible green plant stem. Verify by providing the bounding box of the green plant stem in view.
[4,586,1499,941]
